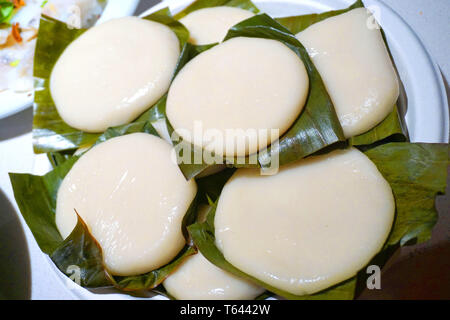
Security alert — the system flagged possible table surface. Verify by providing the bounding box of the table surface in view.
[0,0,448,300]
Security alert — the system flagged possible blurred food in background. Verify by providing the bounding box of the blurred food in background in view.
[0,0,106,93]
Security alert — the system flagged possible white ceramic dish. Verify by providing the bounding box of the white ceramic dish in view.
[31,0,449,300]
[0,0,140,120]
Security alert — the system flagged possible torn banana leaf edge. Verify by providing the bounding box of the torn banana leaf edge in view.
[276,0,409,147]
[174,0,260,20]
[151,12,345,180]
[10,125,199,293]
[32,8,189,154]
[188,142,449,300]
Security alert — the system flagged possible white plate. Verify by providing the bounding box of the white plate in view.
[32,0,449,300]
[0,0,140,120]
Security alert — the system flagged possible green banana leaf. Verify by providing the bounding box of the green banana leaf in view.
[0,1,14,24]
[111,246,197,292]
[188,142,448,299]
[10,157,78,254]
[142,7,189,42]
[159,13,345,179]
[32,9,188,154]
[46,106,166,170]
[196,168,236,203]
[174,0,260,20]
[10,126,198,291]
[365,143,449,246]
[50,214,111,287]
[349,105,406,146]
[276,0,408,147]
[46,152,72,169]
